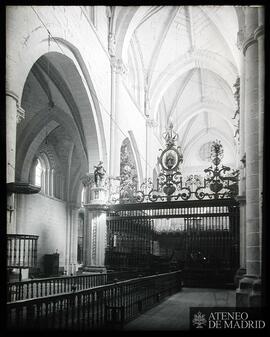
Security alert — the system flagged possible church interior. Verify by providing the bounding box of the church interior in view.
[5,5,267,331]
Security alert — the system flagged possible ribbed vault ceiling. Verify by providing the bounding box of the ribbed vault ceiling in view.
[124,5,240,169]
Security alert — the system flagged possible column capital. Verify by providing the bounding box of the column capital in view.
[108,33,116,57]
[146,118,158,128]
[110,57,128,75]
[6,89,25,123]
[16,105,25,124]
[80,173,95,187]
[237,29,246,50]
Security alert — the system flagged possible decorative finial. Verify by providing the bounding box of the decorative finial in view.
[210,140,224,166]
[163,122,178,147]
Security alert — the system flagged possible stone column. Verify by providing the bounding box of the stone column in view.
[255,8,264,280]
[235,28,247,285]
[81,174,94,267]
[68,206,79,275]
[64,203,71,275]
[44,169,49,195]
[81,172,108,273]
[64,204,80,276]
[144,80,150,180]
[49,168,54,197]
[108,28,128,180]
[250,7,264,308]
[83,208,91,267]
[107,11,117,180]
[85,206,107,271]
[109,54,116,179]
[237,6,263,307]
[145,119,148,180]
[109,57,127,178]
[244,6,260,278]
[6,90,25,233]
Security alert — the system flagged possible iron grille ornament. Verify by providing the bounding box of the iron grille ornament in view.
[108,125,239,203]
[195,140,239,199]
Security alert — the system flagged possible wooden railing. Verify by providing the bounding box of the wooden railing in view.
[7,234,38,268]
[7,270,154,302]
[7,270,182,330]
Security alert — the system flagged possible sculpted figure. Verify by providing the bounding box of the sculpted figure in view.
[94,161,106,187]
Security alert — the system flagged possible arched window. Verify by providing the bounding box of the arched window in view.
[81,187,85,206]
[33,156,47,193]
[35,158,43,187]
[32,153,60,198]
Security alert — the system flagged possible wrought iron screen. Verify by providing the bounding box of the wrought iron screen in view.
[105,199,239,287]
[109,124,239,204]
[106,125,240,287]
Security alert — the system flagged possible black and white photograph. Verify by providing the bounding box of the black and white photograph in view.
[4,4,268,332]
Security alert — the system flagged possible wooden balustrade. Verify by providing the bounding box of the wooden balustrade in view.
[7,270,154,302]
[7,234,38,268]
[7,270,182,330]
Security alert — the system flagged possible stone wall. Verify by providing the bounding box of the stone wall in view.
[16,193,67,271]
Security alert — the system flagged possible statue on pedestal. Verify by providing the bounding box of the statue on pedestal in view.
[94,161,106,187]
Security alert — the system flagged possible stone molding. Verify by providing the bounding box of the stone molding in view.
[242,25,264,55]
[236,275,261,307]
[6,89,19,102]
[254,25,264,40]
[236,194,246,205]
[83,203,108,212]
[242,35,257,55]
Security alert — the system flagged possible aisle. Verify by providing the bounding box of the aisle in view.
[124,287,236,331]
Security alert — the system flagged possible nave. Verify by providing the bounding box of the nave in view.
[5,5,266,332]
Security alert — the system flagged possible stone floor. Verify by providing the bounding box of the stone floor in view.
[123,287,236,331]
